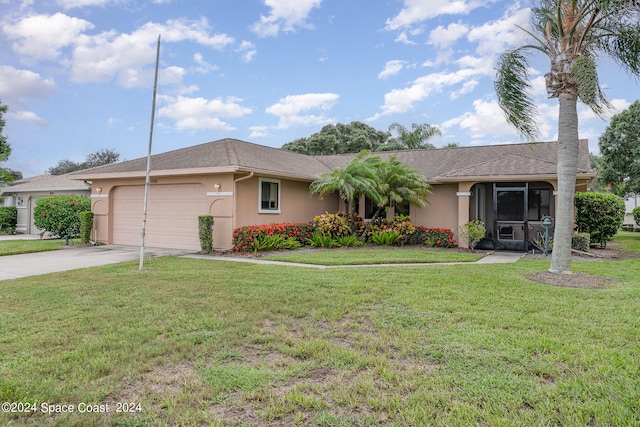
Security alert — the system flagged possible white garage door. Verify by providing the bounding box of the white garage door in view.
[112,184,208,250]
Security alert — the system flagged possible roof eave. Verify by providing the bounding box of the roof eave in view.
[432,172,595,184]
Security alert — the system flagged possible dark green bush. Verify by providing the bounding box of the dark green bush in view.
[33,196,91,238]
[574,192,625,248]
[198,215,214,253]
[633,206,640,227]
[79,211,94,243]
[0,206,17,233]
[571,232,590,253]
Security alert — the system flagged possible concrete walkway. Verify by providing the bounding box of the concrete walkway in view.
[0,234,524,280]
[185,250,525,269]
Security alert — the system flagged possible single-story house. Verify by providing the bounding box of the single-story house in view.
[623,194,639,230]
[71,138,594,251]
[0,174,91,234]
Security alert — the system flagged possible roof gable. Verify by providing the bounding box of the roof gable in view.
[0,173,90,194]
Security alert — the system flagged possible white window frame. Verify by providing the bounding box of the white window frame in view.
[258,178,281,214]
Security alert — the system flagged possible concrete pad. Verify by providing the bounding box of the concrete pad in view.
[0,245,196,281]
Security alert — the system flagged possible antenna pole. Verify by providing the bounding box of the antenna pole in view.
[140,34,161,271]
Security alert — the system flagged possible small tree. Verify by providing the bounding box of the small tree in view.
[33,196,91,238]
[458,220,486,251]
[574,192,625,248]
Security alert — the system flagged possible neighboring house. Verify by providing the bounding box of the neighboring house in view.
[0,174,91,234]
[71,138,594,251]
[623,194,639,229]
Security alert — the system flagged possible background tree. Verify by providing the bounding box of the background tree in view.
[48,148,120,175]
[0,100,17,199]
[495,0,640,274]
[598,100,640,196]
[379,122,442,151]
[281,122,390,155]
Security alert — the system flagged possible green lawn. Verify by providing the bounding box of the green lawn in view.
[0,239,66,256]
[261,247,481,265]
[0,235,639,426]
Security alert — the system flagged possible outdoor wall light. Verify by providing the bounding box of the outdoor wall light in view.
[96,187,102,194]
[215,183,221,192]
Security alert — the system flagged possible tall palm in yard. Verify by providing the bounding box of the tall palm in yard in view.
[495,0,640,274]
[309,151,382,219]
[382,122,442,151]
[370,156,432,221]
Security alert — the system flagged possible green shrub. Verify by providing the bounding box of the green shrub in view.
[365,215,415,244]
[633,206,640,227]
[307,232,337,248]
[458,220,486,250]
[572,232,590,253]
[232,222,314,252]
[335,235,361,247]
[407,226,456,247]
[33,196,91,238]
[198,215,214,253]
[371,231,400,246]
[313,212,351,237]
[0,206,17,234]
[251,234,301,254]
[574,192,625,248]
[79,211,94,243]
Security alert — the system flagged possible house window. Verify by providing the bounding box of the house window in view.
[259,178,280,213]
[528,189,551,221]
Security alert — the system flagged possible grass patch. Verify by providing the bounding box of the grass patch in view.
[0,234,639,426]
[0,239,66,256]
[614,230,640,252]
[261,247,481,265]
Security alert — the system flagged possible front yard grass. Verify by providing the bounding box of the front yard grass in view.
[261,247,481,265]
[0,234,639,426]
[0,239,66,256]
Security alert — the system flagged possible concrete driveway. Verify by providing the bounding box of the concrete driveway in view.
[0,244,195,281]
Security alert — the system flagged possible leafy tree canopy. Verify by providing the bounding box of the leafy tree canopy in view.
[47,148,120,175]
[282,122,391,155]
[0,100,9,163]
[598,100,640,196]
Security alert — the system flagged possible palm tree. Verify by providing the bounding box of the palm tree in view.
[370,156,432,221]
[381,122,442,151]
[309,151,382,220]
[495,0,640,274]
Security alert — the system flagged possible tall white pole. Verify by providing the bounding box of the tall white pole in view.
[140,35,161,271]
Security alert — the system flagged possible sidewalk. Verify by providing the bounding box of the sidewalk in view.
[185,251,525,269]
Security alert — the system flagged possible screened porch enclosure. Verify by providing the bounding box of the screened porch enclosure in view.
[470,182,555,251]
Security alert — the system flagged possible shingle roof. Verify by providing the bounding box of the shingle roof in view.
[72,138,333,180]
[0,173,90,194]
[71,138,593,183]
[317,140,592,182]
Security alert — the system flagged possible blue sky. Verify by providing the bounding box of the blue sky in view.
[1,0,636,177]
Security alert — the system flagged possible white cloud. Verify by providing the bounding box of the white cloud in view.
[56,0,117,8]
[252,0,322,37]
[378,60,406,79]
[6,110,47,126]
[467,6,530,56]
[368,68,481,120]
[266,93,339,129]
[238,41,257,63]
[386,0,494,31]
[70,18,234,87]
[0,65,56,104]
[428,22,468,48]
[441,98,517,139]
[3,12,94,61]
[157,95,252,132]
[248,125,271,138]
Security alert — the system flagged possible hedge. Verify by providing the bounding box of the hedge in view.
[232,223,315,252]
[0,206,17,233]
[33,195,92,238]
[574,192,625,248]
[198,215,214,253]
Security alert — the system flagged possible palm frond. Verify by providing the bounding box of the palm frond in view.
[494,50,539,140]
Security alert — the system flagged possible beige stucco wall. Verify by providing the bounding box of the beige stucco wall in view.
[234,176,339,228]
[90,173,338,251]
[410,183,460,238]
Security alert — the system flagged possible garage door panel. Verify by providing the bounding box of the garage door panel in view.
[112,184,207,250]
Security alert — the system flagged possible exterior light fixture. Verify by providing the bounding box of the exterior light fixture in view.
[96,187,102,194]
[215,183,221,192]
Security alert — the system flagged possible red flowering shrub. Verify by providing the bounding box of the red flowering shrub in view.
[33,195,91,238]
[408,226,456,248]
[232,222,314,252]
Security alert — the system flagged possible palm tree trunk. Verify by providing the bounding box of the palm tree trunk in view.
[550,92,579,274]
